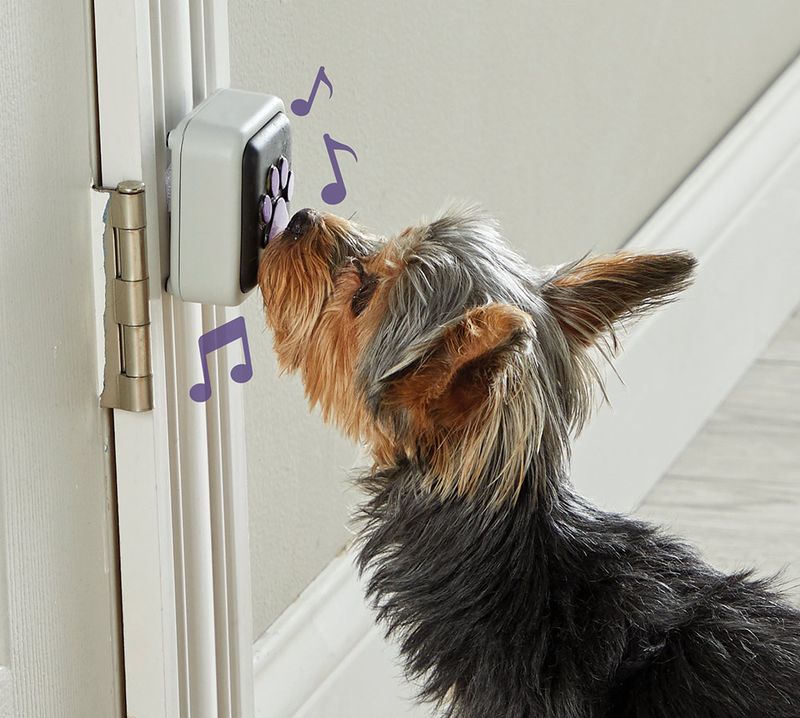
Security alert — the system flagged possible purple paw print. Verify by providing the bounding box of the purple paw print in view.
[259,156,294,246]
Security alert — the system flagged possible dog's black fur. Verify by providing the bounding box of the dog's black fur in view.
[357,463,800,717]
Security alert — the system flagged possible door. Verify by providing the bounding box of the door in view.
[0,1,124,716]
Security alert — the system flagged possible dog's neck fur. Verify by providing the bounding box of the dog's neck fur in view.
[357,460,614,715]
[356,460,800,718]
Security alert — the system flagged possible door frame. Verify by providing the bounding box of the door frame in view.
[90,1,253,716]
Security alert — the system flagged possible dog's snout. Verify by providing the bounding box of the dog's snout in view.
[286,208,318,237]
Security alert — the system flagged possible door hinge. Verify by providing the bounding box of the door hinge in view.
[98,180,153,412]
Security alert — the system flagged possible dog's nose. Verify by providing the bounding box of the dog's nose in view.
[286,208,318,238]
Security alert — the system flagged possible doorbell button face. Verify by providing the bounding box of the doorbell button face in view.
[241,117,291,291]
[167,88,292,306]
[256,153,293,250]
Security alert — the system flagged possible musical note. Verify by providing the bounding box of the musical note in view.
[291,66,333,117]
[189,316,253,403]
[321,133,358,205]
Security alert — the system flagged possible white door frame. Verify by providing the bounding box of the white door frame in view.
[91,1,252,716]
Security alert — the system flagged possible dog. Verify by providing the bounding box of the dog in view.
[258,205,800,717]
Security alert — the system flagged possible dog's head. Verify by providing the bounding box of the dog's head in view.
[259,206,695,505]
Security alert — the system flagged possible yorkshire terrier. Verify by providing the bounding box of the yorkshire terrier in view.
[259,206,800,718]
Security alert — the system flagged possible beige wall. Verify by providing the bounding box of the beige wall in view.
[0,2,119,717]
[231,0,800,636]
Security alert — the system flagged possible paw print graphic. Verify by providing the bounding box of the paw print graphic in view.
[258,156,295,246]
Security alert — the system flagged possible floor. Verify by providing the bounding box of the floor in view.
[636,308,800,605]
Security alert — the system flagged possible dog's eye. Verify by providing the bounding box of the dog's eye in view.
[350,259,378,316]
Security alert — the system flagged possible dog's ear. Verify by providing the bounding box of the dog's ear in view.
[381,302,537,501]
[542,251,696,349]
[382,303,531,428]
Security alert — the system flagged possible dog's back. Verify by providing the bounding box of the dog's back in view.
[358,466,800,718]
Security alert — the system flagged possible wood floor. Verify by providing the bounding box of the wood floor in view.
[636,308,800,605]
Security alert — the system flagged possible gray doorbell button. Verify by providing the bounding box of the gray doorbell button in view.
[167,88,291,306]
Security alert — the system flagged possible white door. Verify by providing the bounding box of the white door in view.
[3,0,253,715]
[0,1,124,716]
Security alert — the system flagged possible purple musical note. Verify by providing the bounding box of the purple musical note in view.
[189,316,253,403]
[291,66,333,117]
[321,133,358,205]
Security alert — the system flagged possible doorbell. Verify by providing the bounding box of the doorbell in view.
[167,88,292,306]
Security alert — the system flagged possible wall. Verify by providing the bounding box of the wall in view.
[230,0,800,636]
[0,1,119,716]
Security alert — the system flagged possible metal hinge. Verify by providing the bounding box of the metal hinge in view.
[98,180,153,412]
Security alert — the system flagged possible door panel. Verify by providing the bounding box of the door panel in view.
[0,2,122,715]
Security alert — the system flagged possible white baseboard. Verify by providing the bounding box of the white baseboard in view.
[253,57,800,717]
[253,554,427,717]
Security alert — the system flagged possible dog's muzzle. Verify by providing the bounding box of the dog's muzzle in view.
[286,208,318,238]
